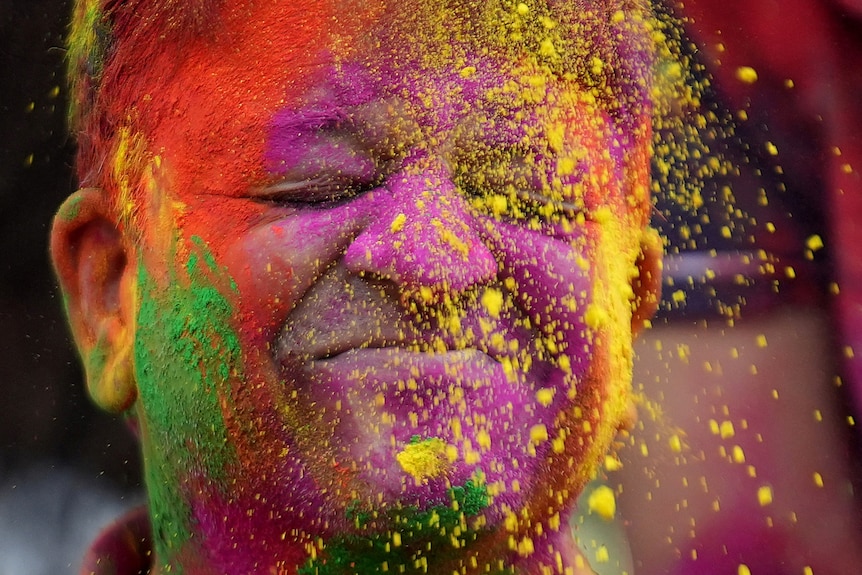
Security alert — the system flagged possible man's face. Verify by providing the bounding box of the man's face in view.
[63,1,656,571]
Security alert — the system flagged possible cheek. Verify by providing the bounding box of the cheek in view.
[133,258,241,489]
[487,221,597,376]
[221,203,371,346]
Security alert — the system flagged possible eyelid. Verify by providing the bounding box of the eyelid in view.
[252,175,375,206]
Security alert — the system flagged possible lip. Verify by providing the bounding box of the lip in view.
[310,348,516,423]
[276,287,518,365]
[295,344,576,521]
[308,345,552,441]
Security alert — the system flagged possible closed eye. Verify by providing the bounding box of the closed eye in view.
[254,174,381,208]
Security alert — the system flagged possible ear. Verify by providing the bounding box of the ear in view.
[51,188,137,413]
[631,226,662,336]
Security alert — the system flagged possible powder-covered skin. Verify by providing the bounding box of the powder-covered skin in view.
[63,1,661,573]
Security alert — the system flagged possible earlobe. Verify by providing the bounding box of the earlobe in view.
[631,226,663,335]
[51,188,138,413]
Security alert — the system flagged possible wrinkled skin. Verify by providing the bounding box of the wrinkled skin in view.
[53,2,660,573]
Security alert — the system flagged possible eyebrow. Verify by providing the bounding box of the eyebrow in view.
[264,101,357,171]
[270,105,351,135]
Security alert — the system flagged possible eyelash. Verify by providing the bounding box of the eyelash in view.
[257,177,381,209]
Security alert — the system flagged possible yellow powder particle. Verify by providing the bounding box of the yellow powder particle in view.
[418,286,434,303]
[445,444,458,462]
[604,455,622,472]
[803,567,813,575]
[392,531,402,547]
[437,226,470,257]
[536,388,555,406]
[504,511,518,532]
[758,485,773,506]
[669,434,682,453]
[736,66,758,83]
[530,424,549,445]
[584,303,608,330]
[459,66,476,78]
[396,438,449,481]
[765,141,779,156]
[517,536,535,557]
[593,205,613,224]
[539,38,558,59]
[738,564,751,575]
[732,445,745,463]
[489,194,508,216]
[756,334,768,348]
[588,485,616,521]
[540,16,556,30]
[595,545,610,563]
[476,429,492,451]
[720,421,735,439]
[390,213,406,233]
[806,234,824,252]
[481,288,504,318]
[551,436,565,453]
[557,156,576,176]
[813,472,824,487]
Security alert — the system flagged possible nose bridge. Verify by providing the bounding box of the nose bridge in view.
[343,158,497,294]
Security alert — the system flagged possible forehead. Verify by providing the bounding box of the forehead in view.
[122,1,648,204]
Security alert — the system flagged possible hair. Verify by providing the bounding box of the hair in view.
[68,0,225,188]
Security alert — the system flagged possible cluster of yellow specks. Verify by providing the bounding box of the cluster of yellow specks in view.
[396,437,451,481]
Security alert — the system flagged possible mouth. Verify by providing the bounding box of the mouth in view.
[270,268,581,514]
[308,347,530,468]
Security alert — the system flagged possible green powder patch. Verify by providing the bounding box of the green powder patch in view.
[134,237,240,563]
[300,479,490,575]
[60,193,84,222]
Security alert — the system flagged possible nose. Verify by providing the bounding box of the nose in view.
[343,156,497,295]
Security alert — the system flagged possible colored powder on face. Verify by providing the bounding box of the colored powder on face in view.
[134,236,241,561]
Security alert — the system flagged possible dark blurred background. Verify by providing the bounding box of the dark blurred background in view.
[0,0,141,486]
[1,2,142,572]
